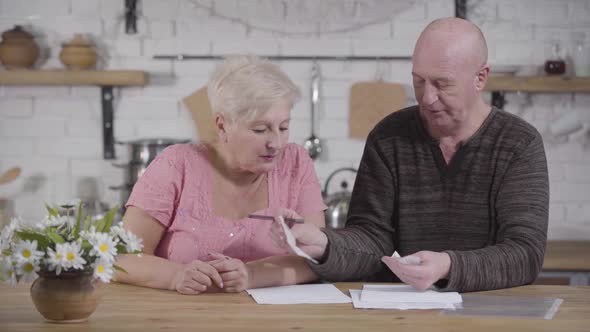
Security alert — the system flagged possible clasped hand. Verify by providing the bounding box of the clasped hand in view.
[173,253,250,295]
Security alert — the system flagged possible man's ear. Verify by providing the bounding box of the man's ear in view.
[474,64,490,91]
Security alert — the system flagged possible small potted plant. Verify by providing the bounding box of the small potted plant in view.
[0,200,142,323]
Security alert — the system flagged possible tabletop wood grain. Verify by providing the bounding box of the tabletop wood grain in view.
[1,282,589,332]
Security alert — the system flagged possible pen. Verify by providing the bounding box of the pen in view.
[248,214,304,224]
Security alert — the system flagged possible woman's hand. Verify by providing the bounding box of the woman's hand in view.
[209,253,250,293]
[172,260,224,295]
[271,208,329,260]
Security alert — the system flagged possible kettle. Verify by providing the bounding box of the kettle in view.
[323,167,357,229]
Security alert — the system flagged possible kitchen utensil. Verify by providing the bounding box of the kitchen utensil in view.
[116,138,190,165]
[323,167,357,229]
[183,86,217,143]
[248,214,304,224]
[59,34,98,70]
[303,62,323,160]
[0,167,21,186]
[0,25,39,69]
[109,138,189,210]
[349,81,405,139]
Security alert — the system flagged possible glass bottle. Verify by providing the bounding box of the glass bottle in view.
[545,39,566,75]
[571,32,590,77]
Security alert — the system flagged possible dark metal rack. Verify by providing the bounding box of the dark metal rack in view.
[153,55,412,61]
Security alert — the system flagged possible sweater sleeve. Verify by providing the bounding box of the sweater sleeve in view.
[441,133,549,292]
[308,132,396,281]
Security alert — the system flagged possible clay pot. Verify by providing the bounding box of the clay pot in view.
[0,25,40,69]
[30,272,103,323]
[59,34,98,70]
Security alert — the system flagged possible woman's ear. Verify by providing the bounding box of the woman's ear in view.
[215,114,228,143]
[474,64,490,91]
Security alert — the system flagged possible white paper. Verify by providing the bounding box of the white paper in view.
[350,289,457,310]
[360,285,462,305]
[391,251,421,265]
[246,284,352,304]
[279,216,318,264]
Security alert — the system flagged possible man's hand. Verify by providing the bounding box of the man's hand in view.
[381,251,451,290]
[271,208,328,259]
[209,253,250,293]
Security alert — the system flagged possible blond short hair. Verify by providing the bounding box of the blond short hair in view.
[207,55,301,123]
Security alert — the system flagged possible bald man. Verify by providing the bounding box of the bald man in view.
[276,18,549,292]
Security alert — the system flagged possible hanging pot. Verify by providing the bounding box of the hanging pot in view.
[109,138,190,210]
[322,167,357,229]
[117,138,190,165]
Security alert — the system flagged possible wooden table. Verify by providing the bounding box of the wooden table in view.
[1,283,589,331]
[543,241,590,272]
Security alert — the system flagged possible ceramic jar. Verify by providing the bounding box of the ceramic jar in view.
[0,25,40,69]
[59,34,98,70]
[30,272,103,323]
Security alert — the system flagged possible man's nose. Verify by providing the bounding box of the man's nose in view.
[421,82,438,106]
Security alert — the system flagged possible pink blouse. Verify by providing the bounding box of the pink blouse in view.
[126,143,326,264]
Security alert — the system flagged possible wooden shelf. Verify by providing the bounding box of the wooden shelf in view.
[486,76,590,93]
[0,69,147,86]
[0,69,148,159]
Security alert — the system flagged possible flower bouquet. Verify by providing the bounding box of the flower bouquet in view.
[0,200,143,322]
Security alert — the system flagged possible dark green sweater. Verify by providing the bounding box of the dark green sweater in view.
[310,106,549,292]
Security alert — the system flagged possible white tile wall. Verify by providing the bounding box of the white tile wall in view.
[0,0,589,239]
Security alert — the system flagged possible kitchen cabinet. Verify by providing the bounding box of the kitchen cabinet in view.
[0,70,148,159]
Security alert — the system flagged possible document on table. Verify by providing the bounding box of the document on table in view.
[246,284,352,304]
[350,285,462,310]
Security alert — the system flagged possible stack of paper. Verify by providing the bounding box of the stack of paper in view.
[350,285,462,310]
[246,284,352,304]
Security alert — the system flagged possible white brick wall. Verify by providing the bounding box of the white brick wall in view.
[0,0,589,239]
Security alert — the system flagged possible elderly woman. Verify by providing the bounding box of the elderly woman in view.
[115,56,326,295]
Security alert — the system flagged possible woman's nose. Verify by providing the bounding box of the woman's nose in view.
[266,131,281,149]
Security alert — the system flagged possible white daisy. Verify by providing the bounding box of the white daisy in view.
[16,260,39,283]
[13,240,44,264]
[88,232,118,262]
[122,230,143,253]
[109,225,126,240]
[47,246,66,275]
[1,217,21,245]
[61,242,86,271]
[0,257,17,287]
[39,215,69,228]
[92,259,114,283]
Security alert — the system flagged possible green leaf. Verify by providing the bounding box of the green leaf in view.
[71,201,83,238]
[44,203,59,218]
[83,215,91,231]
[115,243,127,254]
[15,231,51,249]
[113,264,128,274]
[46,232,65,244]
[101,206,119,233]
[81,239,92,251]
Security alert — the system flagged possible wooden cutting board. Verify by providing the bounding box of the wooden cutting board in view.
[182,86,217,143]
[349,81,406,139]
